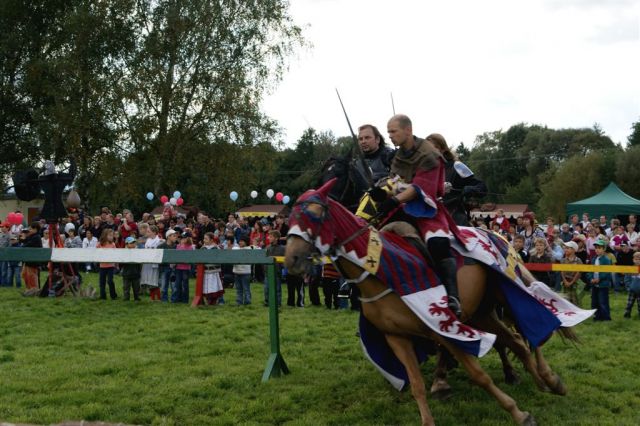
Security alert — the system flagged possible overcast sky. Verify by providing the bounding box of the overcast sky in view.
[262,0,640,149]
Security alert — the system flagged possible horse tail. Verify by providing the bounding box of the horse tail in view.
[555,326,580,345]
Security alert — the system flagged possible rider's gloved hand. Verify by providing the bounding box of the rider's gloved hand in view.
[377,196,400,218]
[368,187,388,203]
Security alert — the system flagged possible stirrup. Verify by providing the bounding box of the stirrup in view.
[447,296,462,318]
[338,282,351,299]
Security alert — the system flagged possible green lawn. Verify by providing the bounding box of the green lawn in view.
[0,273,639,425]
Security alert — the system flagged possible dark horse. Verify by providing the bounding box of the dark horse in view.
[317,148,371,213]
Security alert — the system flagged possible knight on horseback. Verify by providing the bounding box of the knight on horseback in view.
[376,114,465,317]
[356,124,395,182]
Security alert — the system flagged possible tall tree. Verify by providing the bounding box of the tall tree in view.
[628,118,640,147]
[538,150,618,219]
[118,0,303,195]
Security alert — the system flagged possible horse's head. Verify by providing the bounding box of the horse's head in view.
[284,179,336,275]
[319,151,370,212]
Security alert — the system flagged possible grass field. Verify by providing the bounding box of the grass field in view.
[0,272,639,425]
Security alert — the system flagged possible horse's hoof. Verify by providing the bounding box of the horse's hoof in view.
[550,376,567,396]
[430,387,452,401]
[504,371,521,386]
[520,412,537,426]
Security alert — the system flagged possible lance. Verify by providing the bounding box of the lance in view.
[335,89,374,187]
[390,92,396,115]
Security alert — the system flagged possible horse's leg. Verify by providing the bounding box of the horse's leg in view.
[384,334,434,426]
[470,311,547,392]
[494,342,521,385]
[437,338,535,425]
[430,348,453,400]
[534,346,567,395]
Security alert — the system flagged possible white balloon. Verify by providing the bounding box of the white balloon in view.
[250,190,258,199]
[266,189,274,199]
[170,197,177,205]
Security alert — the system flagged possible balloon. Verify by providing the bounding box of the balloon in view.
[230,191,238,202]
[282,195,290,205]
[275,192,283,202]
[170,197,178,206]
[266,189,274,199]
[173,190,181,199]
[160,195,169,204]
[7,213,16,225]
[250,190,258,199]
[146,192,154,201]
[176,197,184,206]
[164,202,171,207]
[15,213,24,224]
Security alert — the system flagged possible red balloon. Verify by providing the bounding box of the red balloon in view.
[160,195,169,204]
[275,192,284,202]
[15,213,24,224]
[7,213,17,225]
[176,197,184,206]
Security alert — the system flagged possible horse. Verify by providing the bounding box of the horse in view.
[317,148,371,213]
[316,154,545,392]
[284,180,586,426]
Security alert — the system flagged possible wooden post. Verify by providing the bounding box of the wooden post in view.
[262,262,289,381]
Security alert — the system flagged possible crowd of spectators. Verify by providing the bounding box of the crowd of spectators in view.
[482,211,640,320]
[4,206,639,318]
[0,206,352,311]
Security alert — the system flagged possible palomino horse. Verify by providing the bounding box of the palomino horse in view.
[284,181,572,426]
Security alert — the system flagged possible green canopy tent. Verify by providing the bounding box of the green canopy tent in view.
[566,182,640,219]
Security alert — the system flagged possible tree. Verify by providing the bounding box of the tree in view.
[118,0,303,195]
[538,150,618,219]
[615,145,640,199]
[455,142,470,162]
[628,118,640,147]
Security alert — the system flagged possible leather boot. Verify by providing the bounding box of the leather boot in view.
[437,257,462,318]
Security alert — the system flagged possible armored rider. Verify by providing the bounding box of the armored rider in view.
[377,115,465,316]
[426,133,487,226]
[357,124,395,183]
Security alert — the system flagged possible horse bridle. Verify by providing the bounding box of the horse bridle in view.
[291,199,370,254]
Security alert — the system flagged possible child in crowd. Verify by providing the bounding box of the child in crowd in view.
[232,236,252,305]
[175,232,195,303]
[20,223,42,290]
[64,227,82,248]
[589,239,612,321]
[560,241,582,306]
[201,232,224,305]
[158,228,178,302]
[264,230,284,307]
[512,234,529,262]
[616,242,634,292]
[121,236,141,301]
[6,235,22,288]
[141,225,162,301]
[528,237,552,287]
[624,251,640,318]
[97,228,118,300]
[82,229,98,272]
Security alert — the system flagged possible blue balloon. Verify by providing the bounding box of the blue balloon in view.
[146,192,154,201]
[173,190,181,199]
[230,191,238,202]
[282,195,290,205]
